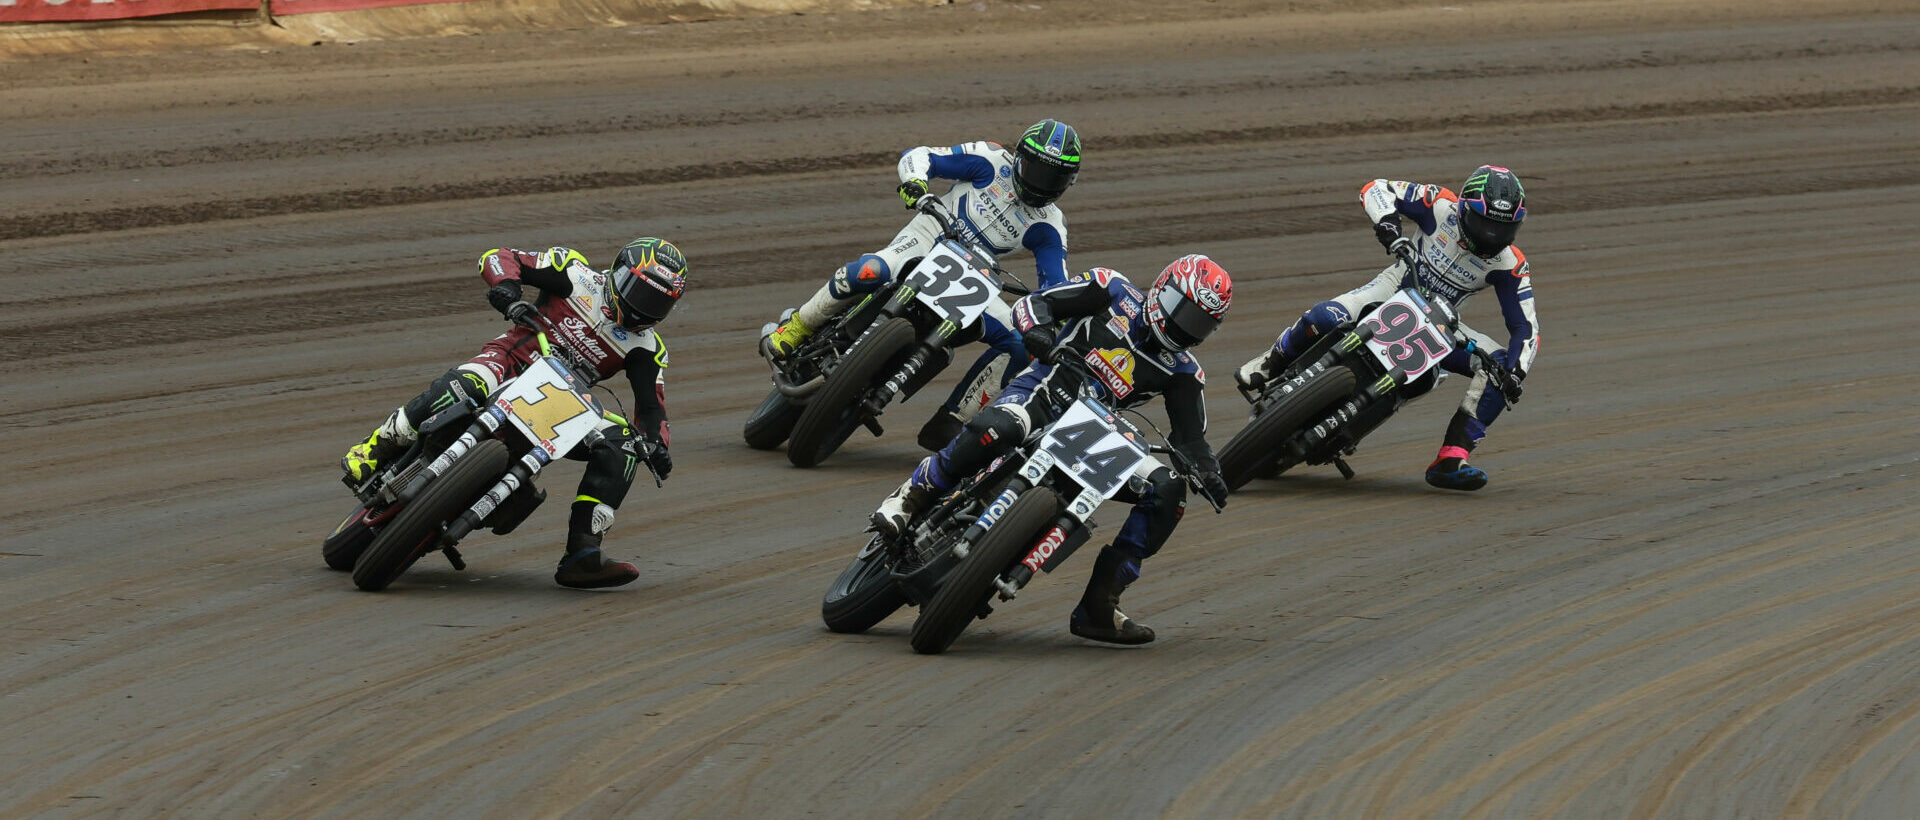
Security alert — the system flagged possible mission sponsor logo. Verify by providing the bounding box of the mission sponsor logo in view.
[1085,347,1136,399]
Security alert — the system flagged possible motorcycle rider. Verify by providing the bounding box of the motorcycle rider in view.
[760,119,1081,447]
[1235,165,1537,491]
[871,255,1236,645]
[339,238,686,589]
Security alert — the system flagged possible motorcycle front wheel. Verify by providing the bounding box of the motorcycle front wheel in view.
[1217,365,1357,491]
[351,439,510,592]
[909,485,1059,655]
[786,316,918,468]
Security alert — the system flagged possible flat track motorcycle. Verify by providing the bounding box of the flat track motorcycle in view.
[1216,244,1522,490]
[321,304,661,591]
[821,355,1222,655]
[744,197,1029,466]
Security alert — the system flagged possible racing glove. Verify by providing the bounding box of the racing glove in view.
[1020,326,1058,365]
[487,281,524,318]
[898,178,930,208]
[1373,218,1403,251]
[1199,471,1230,509]
[642,437,673,479]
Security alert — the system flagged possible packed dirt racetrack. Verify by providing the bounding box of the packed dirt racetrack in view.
[4,0,1919,815]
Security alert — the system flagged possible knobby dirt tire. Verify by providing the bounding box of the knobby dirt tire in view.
[351,439,510,592]
[787,316,917,468]
[909,486,1059,655]
[322,505,377,571]
[743,387,802,450]
[821,539,909,634]
[1218,365,1357,491]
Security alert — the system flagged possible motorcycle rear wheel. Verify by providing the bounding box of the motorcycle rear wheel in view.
[787,316,918,468]
[1218,365,1357,491]
[322,505,378,571]
[743,387,802,450]
[821,537,909,633]
[909,486,1059,655]
[351,439,510,592]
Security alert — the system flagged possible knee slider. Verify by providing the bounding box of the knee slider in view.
[828,254,893,298]
[1304,301,1354,333]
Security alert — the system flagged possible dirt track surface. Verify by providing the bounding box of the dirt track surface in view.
[5,0,1920,815]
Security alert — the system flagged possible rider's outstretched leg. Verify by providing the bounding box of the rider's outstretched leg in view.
[556,422,642,589]
[1425,409,1488,491]
[1070,467,1184,645]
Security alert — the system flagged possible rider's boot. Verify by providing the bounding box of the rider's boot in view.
[1069,545,1156,645]
[871,456,941,538]
[920,350,1005,451]
[341,408,414,482]
[1233,332,1302,396]
[763,283,854,360]
[1424,410,1488,491]
[554,500,640,589]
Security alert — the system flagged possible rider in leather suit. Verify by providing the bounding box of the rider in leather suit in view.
[1235,166,1537,490]
[873,257,1235,645]
[340,239,685,588]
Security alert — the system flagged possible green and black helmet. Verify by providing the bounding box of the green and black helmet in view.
[607,237,687,331]
[1012,119,1081,208]
[1457,165,1526,259]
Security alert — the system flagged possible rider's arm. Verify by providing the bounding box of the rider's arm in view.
[621,338,670,445]
[1360,179,1454,236]
[1489,247,1539,374]
[898,142,999,189]
[1163,373,1221,474]
[478,247,580,296]
[1010,273,1113,331]
[1022,219,1070,290]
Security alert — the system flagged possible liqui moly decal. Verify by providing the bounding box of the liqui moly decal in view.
[979,488,1020,529]
[1022,526,1067,573]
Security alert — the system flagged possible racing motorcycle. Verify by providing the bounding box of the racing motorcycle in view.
[1216,244,1523,490]
[320,304,662,591]
[820,354,1222,655]
[743,196,1030,467]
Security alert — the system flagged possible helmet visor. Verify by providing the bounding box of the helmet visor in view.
[610,264,680,330]
[1013,155,1077,207]
[1155,286,1221,350]
[1459,203,1521,258]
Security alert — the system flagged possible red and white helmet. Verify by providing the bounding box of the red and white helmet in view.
[1145,254,1232,350]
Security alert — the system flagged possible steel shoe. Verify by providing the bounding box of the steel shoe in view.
[1425,446,1488,491]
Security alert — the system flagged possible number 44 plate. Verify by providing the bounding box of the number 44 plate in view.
[1036,399,1153,499]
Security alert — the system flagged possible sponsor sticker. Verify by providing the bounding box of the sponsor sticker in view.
[1085,347,1136,398]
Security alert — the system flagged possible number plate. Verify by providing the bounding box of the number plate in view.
[1361,289,1457,383]
[1035,399,1154,499]
[904,240,999,328]
[494,357,606,457]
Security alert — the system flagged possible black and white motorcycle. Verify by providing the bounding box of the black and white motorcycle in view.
[743,197,1028,467]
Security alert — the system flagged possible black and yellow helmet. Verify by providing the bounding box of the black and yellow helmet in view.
[607,237,687,331]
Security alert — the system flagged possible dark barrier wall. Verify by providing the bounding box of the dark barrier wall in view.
[1,0,258,22]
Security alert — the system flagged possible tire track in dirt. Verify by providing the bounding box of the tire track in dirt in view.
[11,151,1920,362]
[6,87,1915,243]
